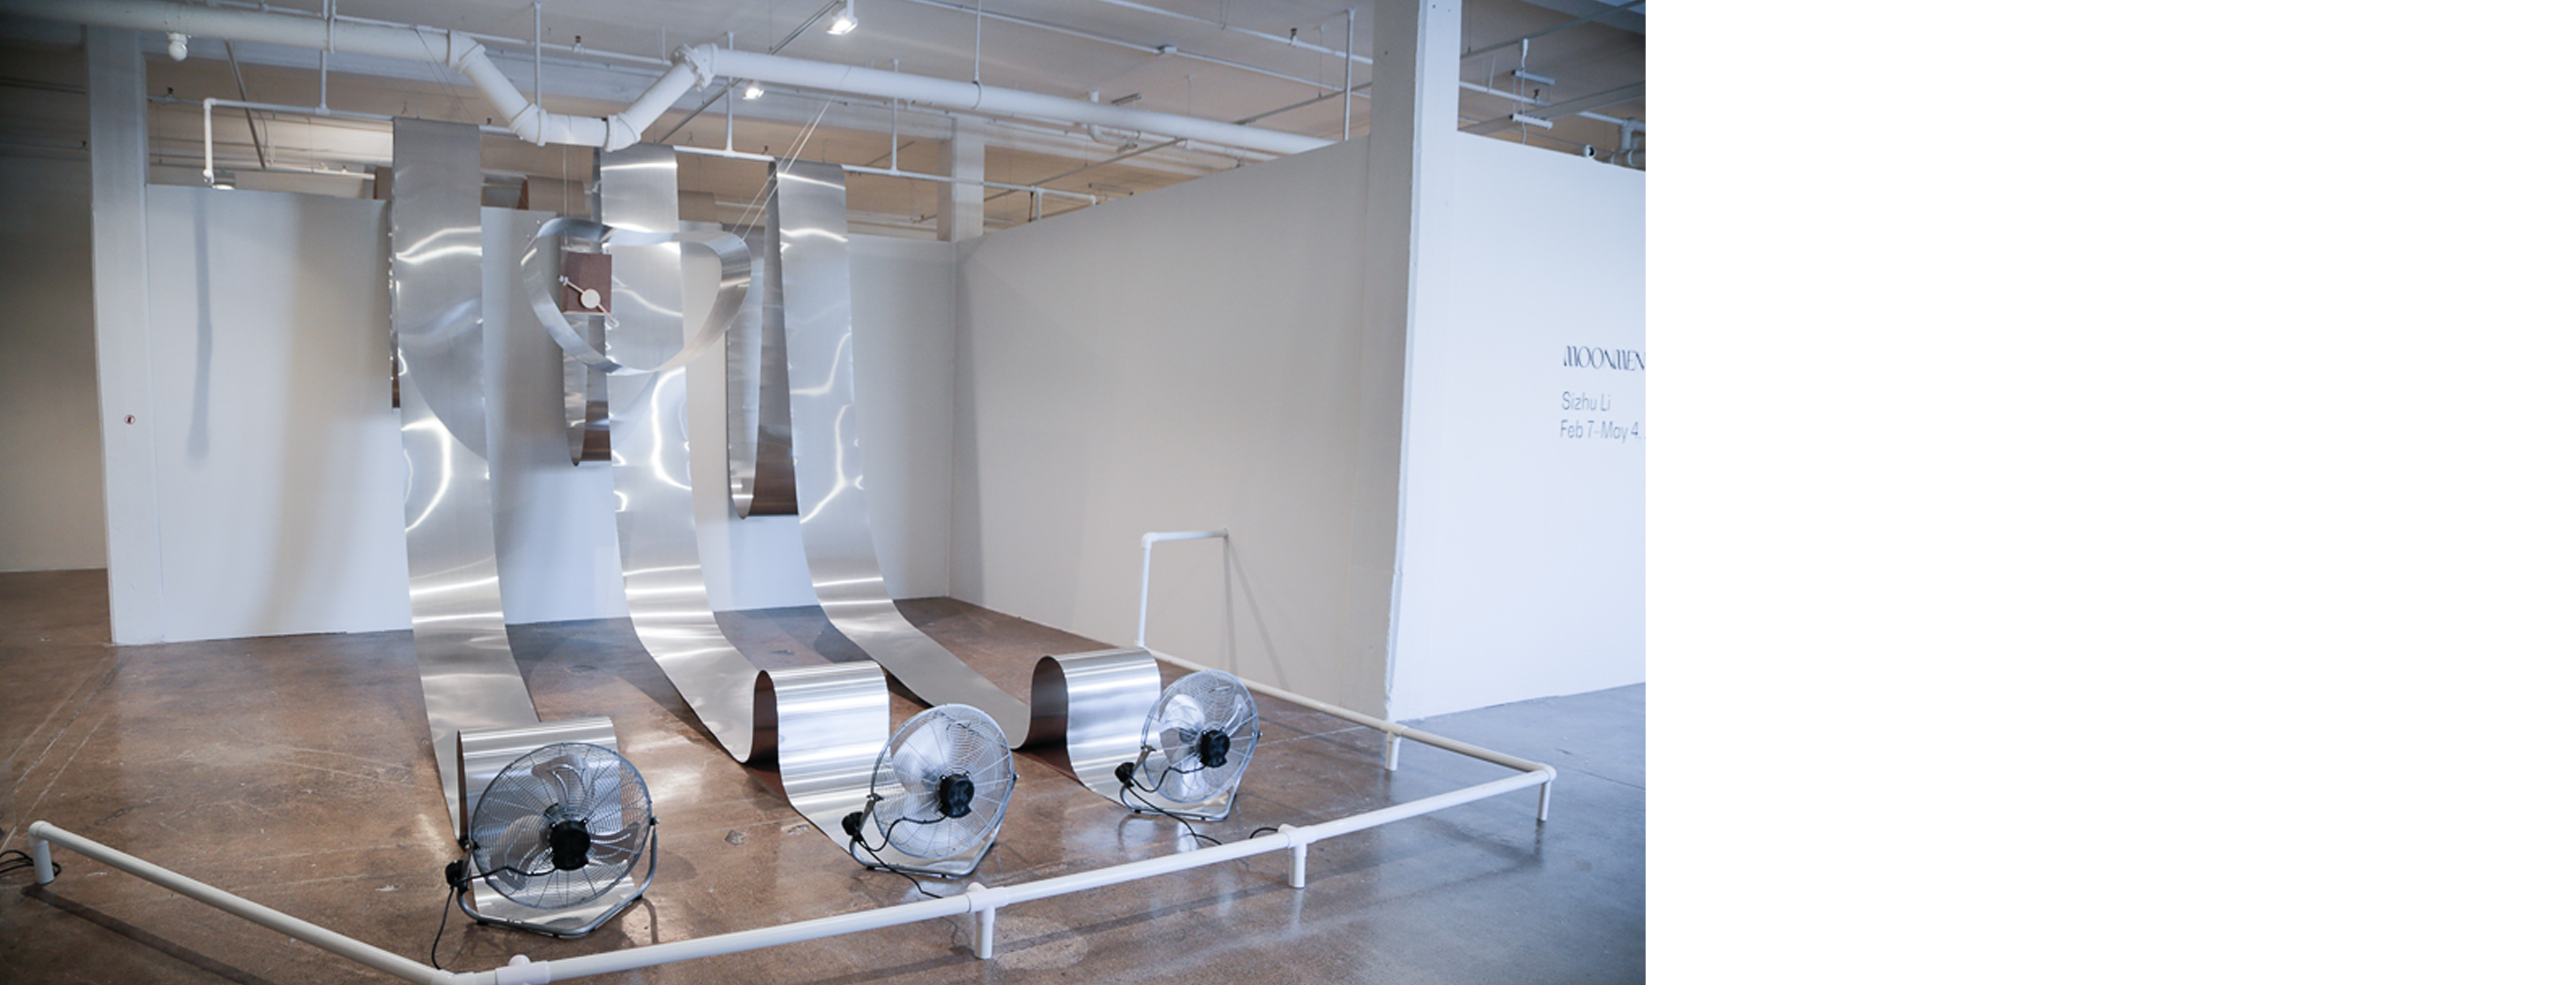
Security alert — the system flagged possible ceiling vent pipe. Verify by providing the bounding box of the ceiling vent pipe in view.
[4,0,701,148]
[2,0,1331,156]
[696,48,1330,158]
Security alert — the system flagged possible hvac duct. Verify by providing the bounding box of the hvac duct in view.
[0,0,1333,156]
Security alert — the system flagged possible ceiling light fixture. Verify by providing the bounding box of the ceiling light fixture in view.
[828,0,858,35]
[743,81,765,100]
[208,168,238,190]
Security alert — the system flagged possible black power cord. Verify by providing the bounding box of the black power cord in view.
[429,815,656,968]
[0,848,61,881]
[840,797,957,899]
[1113,749,1272,847]
[430,862,468,970]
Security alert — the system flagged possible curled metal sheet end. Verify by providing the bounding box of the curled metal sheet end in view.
[1029,648,1163,801]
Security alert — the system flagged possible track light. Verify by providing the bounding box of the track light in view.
[742,81,765,100]
[827,0,857,35]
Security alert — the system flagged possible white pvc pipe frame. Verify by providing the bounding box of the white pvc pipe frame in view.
[23,533,1555,984]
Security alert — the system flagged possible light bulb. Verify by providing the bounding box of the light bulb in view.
[743,82,765,100]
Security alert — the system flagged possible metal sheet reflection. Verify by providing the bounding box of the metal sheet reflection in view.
[770,157,1036,745]
[727,215,798,516]
[576,144,888,847]
[392,117,540,834]
[1030,648,1164,800]
[758,664,892,834]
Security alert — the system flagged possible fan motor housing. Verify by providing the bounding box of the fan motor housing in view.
[548,817,594,872]
[936,773,977,819]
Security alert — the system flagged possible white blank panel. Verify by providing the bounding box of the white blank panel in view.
[954,139,1389,714]
[1388,134,1648,720]
[140,185,409,641]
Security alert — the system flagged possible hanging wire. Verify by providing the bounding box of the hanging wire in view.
[725,92,838,232]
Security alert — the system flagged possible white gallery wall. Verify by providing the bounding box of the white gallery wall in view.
[135,185,412,640]
[950,129,1647,721]
[103,187,955,642]
[952,139,1396,715]
[1388,133,1648,720]
[0,153,106,573]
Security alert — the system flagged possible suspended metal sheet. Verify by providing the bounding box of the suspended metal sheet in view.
[391,116,540,834]
[728,209,798,516]
[769,156,1036,745]
[547,143,890,850]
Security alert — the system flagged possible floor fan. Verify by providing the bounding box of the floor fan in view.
[445,741,658,937]
[840,704,1018,878]
[1115,669,1262,822]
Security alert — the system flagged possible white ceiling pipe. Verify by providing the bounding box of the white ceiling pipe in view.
[5,0,1328,155]
[697,47,1332,158]
[2,0,705,150]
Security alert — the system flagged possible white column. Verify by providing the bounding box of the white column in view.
[942,122,985,243]
[87,27,164,644]
[1354,0,1463,716]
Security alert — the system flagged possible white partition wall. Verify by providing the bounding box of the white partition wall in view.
[952,140,1393,715]
[953,130,1646,721]
[1389,134,1648,720]
[135,186,411,641]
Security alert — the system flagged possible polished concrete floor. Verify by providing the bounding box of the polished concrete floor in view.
[0,570,1643,983]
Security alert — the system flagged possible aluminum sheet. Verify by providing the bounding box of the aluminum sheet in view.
[769,157,1036,746]
[727,216,798,516]
[1029,647,1165,801]
[391,117,540,834]
[566,144,890,850]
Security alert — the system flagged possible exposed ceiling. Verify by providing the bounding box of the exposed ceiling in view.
[0,0,1642,237]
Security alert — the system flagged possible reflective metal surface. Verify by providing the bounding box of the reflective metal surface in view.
[590,142,749,753]
[391,117,540,834]
[771,158,1036,745]
[757,664,892,842]
[454,717,646,936]
[577,145,891,847]
[1029,647,1164,801]
[519,175,749,467]
[519,215,749,378]
[727,198,797,517]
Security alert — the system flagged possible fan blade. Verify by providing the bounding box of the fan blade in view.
[1160,694,1209,734]
[888,731,947,791]
[536,762,587,818]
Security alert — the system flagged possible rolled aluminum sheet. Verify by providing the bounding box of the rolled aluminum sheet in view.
[769,157,1038,746]
[390,117,541,834]
[563,143,891,847]
[1028,647,1166,802]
